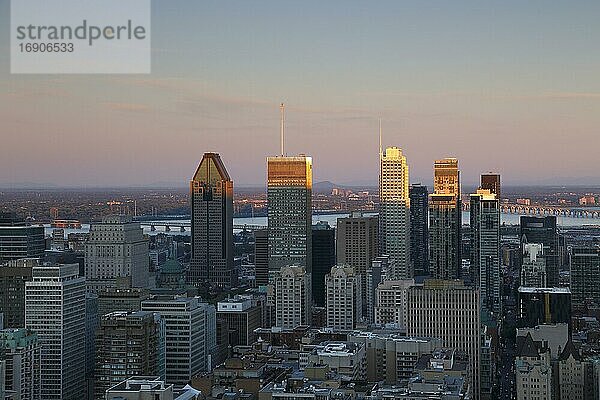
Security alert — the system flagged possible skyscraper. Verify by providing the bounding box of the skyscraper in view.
[470,189,501,317]
[274,266,311,328]
[480,173,501,200]
[141,296,207,385]
[336,211,378,310]
[325,265,362,330]
[0,258,34,328]
[520,216,559,287]
[97,278,150,316]
[429,158,461,280]
[84,215,149,293]
[0,212,45,263]
[0,328,41,400]
[570,246,600,312]
[379,146,411,279]
[312,221,336,307]
[25,263,86,400]
[189,153,234,288]
[253,229,269,287]
[267,155,313,276]
[85,293,98,399]
[406,280,480,398]
[433,158,460,195]
[409,184,429,276]
[94,311,166,399]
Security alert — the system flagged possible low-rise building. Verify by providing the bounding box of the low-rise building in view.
[364,349,470,400]
[348,331,441,384]
[515,333,552,400]
[217,296,262,348]
[105,376,201,400]
[192,357,292,399]
[306,342,366,381]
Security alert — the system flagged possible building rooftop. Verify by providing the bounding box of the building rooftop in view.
[349,331,434,344]
[0,328,38,349]
[518,286,571,294]
[516,332,548,357]
[107,376,170,392]
[161,258,184,274]
[314,342,361,357]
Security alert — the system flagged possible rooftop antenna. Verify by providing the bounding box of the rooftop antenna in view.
[280,103,285,156]
[379,118,383,158]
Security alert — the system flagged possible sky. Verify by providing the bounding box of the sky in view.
[1,0,599,187]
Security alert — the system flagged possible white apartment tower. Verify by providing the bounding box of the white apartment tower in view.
[374,279,415,328]
[25,263,86,400]
[379,146,411,279]
[141,297,207,386]
[325,265,362,330]
[274,266,311,328]
[84,215,149,293]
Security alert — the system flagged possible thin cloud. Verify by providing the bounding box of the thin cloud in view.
[528,92,600,100]
[358,90,600,101]
[103,102,152,112]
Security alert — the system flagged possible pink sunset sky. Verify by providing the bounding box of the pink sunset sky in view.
[1,1,598,187]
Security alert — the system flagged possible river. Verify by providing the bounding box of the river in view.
[44,211,600,236]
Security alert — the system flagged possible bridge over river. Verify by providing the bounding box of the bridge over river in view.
[462,203,600,219]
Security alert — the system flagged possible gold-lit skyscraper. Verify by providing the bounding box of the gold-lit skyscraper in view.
[379,146,411,279]
[267,155,313,276]
[434,158,460,195]
[189,153,234,288]
[429,158,462,279]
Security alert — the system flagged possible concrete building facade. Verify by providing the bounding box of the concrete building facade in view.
[85,215,149,293]
[325,266,362,330]
[274,266,311,329]
[0,328,40,400]
[25,263,86,400]
[405,280,480,398]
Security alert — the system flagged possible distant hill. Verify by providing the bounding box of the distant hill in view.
[313,181,338,194]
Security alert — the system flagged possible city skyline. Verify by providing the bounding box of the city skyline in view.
[1,1,600,187]
[2,2,600,400]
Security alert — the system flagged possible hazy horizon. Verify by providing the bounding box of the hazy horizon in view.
[1,180,599,191]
